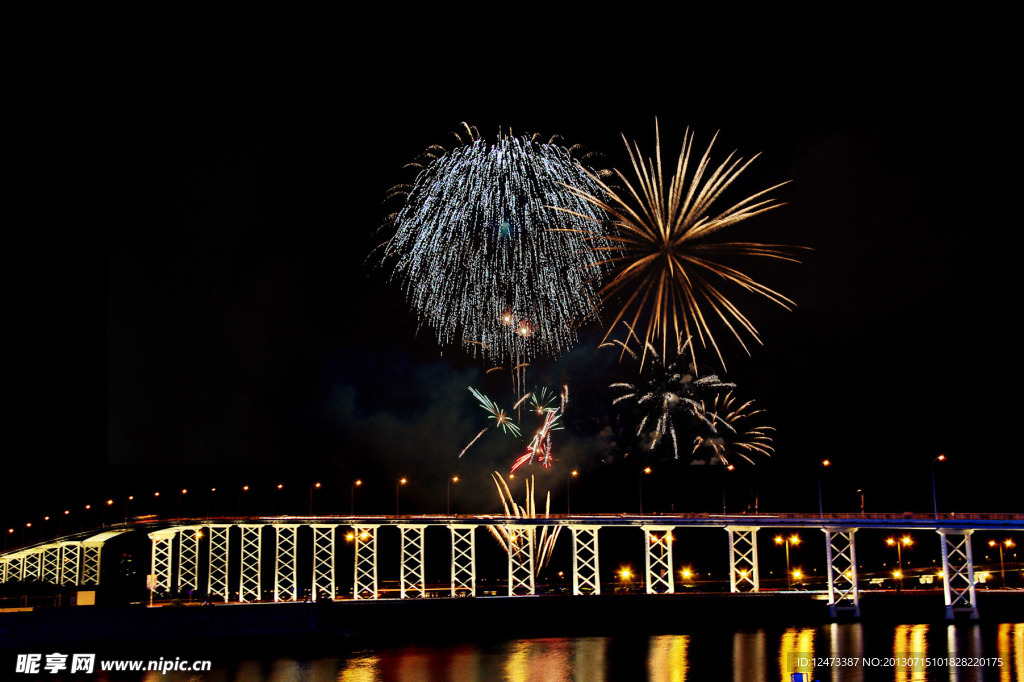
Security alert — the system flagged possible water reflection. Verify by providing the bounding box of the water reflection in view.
[778,627,814,680]
[996,623,1024,682]
[893,623,928,682]
[828,622,864,682]
[76,621,1024,681]
[648,635,688,682]
[731,630,766,682]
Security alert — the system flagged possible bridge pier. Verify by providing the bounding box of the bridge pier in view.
[726,526,759,593]
[643,526,675,594]
[448,524,477,597]
[308,524,336,601]
[507,524,535,596]
[570,524,601,595]
[177,527,201,594]
[40,545,60,584]
[148,529,177,594]
[59,542,81,586]
[206,524,231,602]
[399,524,427,599]
[823,527,860,617]
[274,525,300,602]
[938,529,979,619]
[238,524,263,602]
[353,525,378,599]
[23,548,41,582]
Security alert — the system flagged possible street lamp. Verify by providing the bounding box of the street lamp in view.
[102,499,114,527]
[932,454,946,518]
[818,459,831,518]
[567,470,578,514]
[237,485,249,516]
[447,476,459,516]
[309,482,321,515]
[638,467,652,516]
[396,478,407,516]
[176,489,188,518]
[206,488,216,517]
[350,480,362,516]
[887,535,913,590]
[775,534,801,588]
[123,496,134,526]
[989,539,1015,588]
[272,484,284,515]
[721,464,735,513]
[856,489,864,514]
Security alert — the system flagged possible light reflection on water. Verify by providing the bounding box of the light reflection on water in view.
[85,622,1024,682]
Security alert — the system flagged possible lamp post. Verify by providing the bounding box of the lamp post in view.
[396,478,407,516]
[638,467,651,516]
[775,534,801,588]
[887,535,913,590]
[123,496,134,526]
[206,488,216,517]
[447,476,458,516]
[309,482,321,515]
[567,470,578,514]
[272,484,284,515]
[102,499,114,527]
[721,464,735,513]
[237,485,249,516]
[932,454,946,518]
[856,489,864,514]
[817,459,831,518]
[989,539,1015,588]
[176,489,188,518]
[350,480,362,516]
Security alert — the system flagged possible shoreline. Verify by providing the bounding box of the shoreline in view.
[2,591,1022,650]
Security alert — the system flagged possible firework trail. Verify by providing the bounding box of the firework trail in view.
[557,121,802,369]
[460,385,567,473]
[458,387,521,458]
[381,124,616,366]
[608,329,734,460]
[692,390,775,465]
[487,473,562,578]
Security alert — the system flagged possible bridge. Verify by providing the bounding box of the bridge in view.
[2,512,1021,619]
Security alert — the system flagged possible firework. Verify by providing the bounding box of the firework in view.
[608,331,734,460]
[460,385,567,472]
[487,473,562,577]
[381,125,615,365]
[458,387,521,459]
[559,122,801,368]
[692,391,775,465]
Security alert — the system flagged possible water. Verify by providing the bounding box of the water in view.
[42,622,1023,681]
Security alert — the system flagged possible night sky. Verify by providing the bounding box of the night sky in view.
[12,69,1024,538]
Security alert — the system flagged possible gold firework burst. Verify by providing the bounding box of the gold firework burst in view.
[560,122,802,368]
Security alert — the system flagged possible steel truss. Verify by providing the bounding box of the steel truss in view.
[726,526,759,593]
[571,525,601,596]
[206,525,231,602]
[149,529,177,594]
[2,556,20,582]
[506,525,535,596]
[311,524,336,601]
[23,550,41,582]
[448,525,477,597]
[274,525,300,602]
[11,555,25,582]
[177,526,201,594]
[238,524,263,602]
[643,526,675,594]
[353,525,379,600]
[59,542,80,585]
[81,546,102,586]
[399,525,427,599]
[938,529,979,619]
[823,527,860,616]
[40,545,61,584]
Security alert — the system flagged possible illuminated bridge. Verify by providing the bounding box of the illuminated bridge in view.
[2,513,1021,619]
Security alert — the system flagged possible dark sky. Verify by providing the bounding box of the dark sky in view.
[13,62,1024,535]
